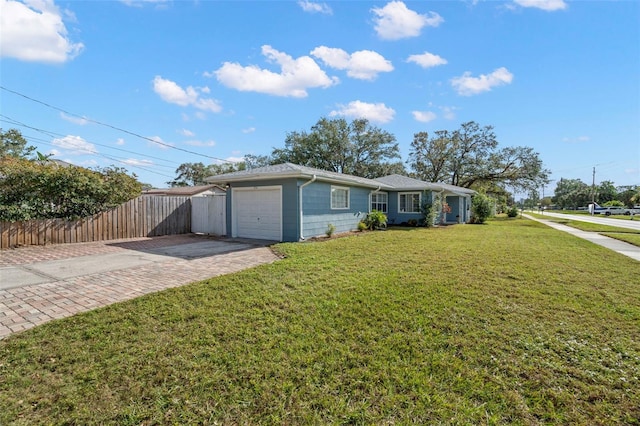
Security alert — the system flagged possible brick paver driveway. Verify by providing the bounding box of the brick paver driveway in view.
[0,234,280,339]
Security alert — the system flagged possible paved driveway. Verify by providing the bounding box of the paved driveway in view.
[0,234,280,339]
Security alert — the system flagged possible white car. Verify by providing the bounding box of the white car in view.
[599,206,626,216]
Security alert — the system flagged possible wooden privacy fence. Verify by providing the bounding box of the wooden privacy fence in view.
[0,196,191,249]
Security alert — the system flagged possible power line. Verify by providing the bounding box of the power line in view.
[1,117,175,179]
[1,114,179,169]
[1,85,233,164]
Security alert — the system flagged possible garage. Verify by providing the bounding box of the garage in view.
[232,186,282,241]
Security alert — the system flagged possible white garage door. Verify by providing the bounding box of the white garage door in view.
[232,186,282,241]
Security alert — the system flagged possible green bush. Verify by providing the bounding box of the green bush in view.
[326,223,336,237]
[421,201,438,227]
[471,193,493,224]
[507,206,519,218]
[363,210,387,230]
[0,157,142,221]
[357,221,368,232]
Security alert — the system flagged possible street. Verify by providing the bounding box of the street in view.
[533,211,640,231]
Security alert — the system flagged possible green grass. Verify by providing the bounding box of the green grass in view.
[1,219,639,424]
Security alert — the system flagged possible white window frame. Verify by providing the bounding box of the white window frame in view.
[331,186,350,210]
[398,192,421,213]
[371,192,388,213]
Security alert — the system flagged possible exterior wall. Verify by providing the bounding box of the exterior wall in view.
[301,181,368,239]
[386,190,432,225]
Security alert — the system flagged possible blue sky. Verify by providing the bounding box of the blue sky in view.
[1,0,638,191]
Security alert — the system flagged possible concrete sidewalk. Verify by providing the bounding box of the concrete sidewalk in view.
[523,214,640,262]
[0,235,280,339]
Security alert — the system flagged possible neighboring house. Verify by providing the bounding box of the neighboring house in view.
[142,184,225,197]
[205,163,475,242]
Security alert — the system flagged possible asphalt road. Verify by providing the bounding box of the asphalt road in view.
[533,211,640,231]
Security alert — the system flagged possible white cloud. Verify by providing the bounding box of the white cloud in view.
[407,52,447,69]
[122,158,154,166]
[226,156,245,163]
[311,46,393,81]
[412,111,437,123]
[0,0,84,63]
[119,0,170,7]
[371,1,443,40]
[179,129,195,137]
[298,0,332,14]
[514,0,567,11]
[562,136,590,143]
[242,127,256,134]
[451,67,514,96]
[440,106,457,120]
[184,140,216,147]
[60,112,89,125]
[52,135,95,154]
[115,138,125,145]
[213,45,338,98]
[329,101,396,124]
[147,135,172,150]
[152,76,222,113]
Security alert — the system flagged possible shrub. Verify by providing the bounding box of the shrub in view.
[471,193,493,224]
[421,202,437,228]
[363,210,387,230]
[325,223,336,237]
[507,206,519,218]
[357,221,368,232]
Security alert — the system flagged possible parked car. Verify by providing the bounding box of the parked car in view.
[599,206,626,216]
[624,206,640,215]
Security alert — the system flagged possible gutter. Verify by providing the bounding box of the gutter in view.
[299,174,317,240]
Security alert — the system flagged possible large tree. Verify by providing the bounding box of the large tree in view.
[0,128,36,159]
[167,162,243,187]
[408,121,549,191]
[552,178,591,210]
[271,117,405,178]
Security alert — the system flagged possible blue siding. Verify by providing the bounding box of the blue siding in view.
[301,181,368,238]
[386,190,432,225]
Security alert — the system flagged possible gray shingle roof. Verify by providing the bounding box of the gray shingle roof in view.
[373,174,443,191]
[143,184,224,196]
[206,163,475,195]
[205,163,393,189]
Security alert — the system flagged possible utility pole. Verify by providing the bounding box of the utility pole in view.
[591,166,596,215]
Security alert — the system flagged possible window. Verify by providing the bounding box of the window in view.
[331,186,349,209]
[399,192,421,213]
[371,192,388,213]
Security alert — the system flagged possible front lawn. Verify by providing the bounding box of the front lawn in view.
[1,219,639,424]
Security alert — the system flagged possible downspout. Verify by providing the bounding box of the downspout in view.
[299,175,316,240]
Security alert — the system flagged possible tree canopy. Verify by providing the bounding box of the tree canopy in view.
[1,128,36,159]
[408,121,549,191]
[0,157,142,221]
[271,117,405,178]
[0,128,143,221]
[167,162,246,187]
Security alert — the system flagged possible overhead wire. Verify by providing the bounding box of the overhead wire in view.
[0,85,234,164]
[0,114,179,169]
[0,117,176,179]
